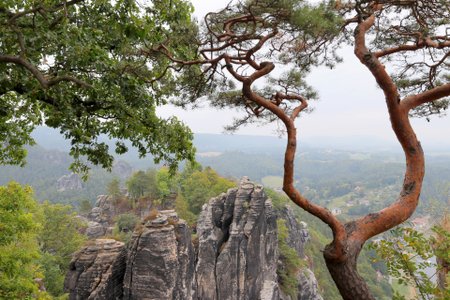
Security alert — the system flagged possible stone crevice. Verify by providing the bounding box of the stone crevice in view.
[122,230,142,299]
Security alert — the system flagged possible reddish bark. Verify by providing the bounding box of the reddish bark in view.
[322,3,448,298]
[324,240,375,300]
[161,2,450,298]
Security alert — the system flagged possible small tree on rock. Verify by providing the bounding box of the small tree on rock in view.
[107,177,122,203]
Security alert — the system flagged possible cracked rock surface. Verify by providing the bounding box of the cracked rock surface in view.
[122,216,195,300]
[64,239,126,300]
[195,177,279,300]
[64,178,323,300]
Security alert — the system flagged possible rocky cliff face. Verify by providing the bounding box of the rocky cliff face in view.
[65,178,323,300]
[296,269,323,300]
[196,177,279,300]
[84,194,174,239]
[57,173,82,191]
[112,160,133,179]
[85,195,116,238]
[64,239,126,300]
[277,206,309,259]
[122,210,195,299]
[277,207,323,300]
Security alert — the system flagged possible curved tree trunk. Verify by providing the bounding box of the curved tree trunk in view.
[166,3,450,299]
[324,239,375,300]
[324,256,374,299]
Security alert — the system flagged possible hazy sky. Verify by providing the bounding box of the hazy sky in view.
[158,0,449,149]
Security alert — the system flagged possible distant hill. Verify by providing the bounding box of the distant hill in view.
[0,145,131,206]
[0,126,447,216]
[32,126,287,151]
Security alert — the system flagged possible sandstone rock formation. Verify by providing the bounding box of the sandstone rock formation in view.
[296,269,323,300]
[85,195,117,238]
[66,178,323,300]
[112,160,133,179]
[57,173,82,191]
[83,192,175,239]
[85,221,107,239]
[277,206,322,300]
[195,177,279,300]
[122,210,195,299]
[90,195,117,223]
[64,239,126,300]
[277,205,309,258]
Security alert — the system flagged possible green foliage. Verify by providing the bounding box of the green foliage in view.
[126,169,160,201]
[115,213,139,233]
[369,226,434,297]
[38,201,86,296]
[39,202,86,262]
[369,221,450,300]
[267,188,290,210]
[0,92,35,166]
[113,213,139,244]
[156,167,176,200]
[434,217,450,299]
[0,184,85,298]
[123,165,234,224]
[0,182,42,298]
[247,0,343,68]
[127,170,148,200]
[179,166,235,215]
[0,182,38,245]
[347,0,450,118]
[107,177,122,202]
[277,218,303,298]
[0,144,125,206]
[78,199,93,215]
[288,1,343,36]
[122,164,235,223]
[39,252,66,297]
[266,0,344,68]
[0,0,199,174]
[174,193,197,226]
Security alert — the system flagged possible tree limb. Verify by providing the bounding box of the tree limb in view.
[402,83,450,111]
[374,39,450,58]
[0,54,92,89]
[352,8,425,243]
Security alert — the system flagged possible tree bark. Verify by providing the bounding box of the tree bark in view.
[324,240,375,300]
[163,3,450,299]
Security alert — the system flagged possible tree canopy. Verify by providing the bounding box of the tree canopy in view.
[0,182,42,298]
[0,0,201,173]
[0,183,86,298]
[341,0,449,118]
[155,0,449,299]
[38,201,86,296]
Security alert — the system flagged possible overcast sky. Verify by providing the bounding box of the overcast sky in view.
[158,0,449,150]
